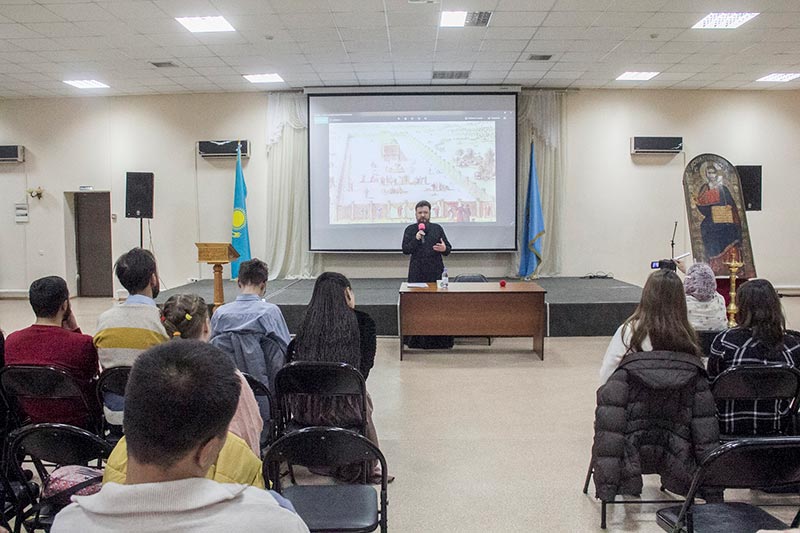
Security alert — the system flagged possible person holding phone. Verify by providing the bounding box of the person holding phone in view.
[5,276,100,428]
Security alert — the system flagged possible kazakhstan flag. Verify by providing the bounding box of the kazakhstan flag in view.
[231,142,251,278]
[519,143,545,278]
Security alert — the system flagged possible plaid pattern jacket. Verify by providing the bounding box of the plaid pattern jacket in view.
[707,328,800,435]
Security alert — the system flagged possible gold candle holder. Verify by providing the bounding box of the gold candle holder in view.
[724,251,744,328]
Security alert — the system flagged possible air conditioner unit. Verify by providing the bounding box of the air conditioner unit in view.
[630,136,683,154]
[0,145,24,162]
[198,140,249,158]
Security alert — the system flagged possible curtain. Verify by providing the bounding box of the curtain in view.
[514,91,566,277]
[264,92,319,279]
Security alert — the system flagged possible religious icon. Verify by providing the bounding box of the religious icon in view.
[683,153,756,278]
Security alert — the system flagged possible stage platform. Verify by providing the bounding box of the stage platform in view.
[157,277,641,338]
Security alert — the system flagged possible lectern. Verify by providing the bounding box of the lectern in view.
[195,243,239,307]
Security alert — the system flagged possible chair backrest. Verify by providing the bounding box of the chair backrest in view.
[241,372,272,398]
[95,366,131,409]
[452,273,488,283]
[697,330,721,356]
[669,437,800,528]
[263,426,387,491]
[0,365,98,431]
[711,365,800,430]
[274,361,367,435]
[9,423,113,467]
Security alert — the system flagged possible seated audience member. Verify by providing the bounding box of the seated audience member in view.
[52,340,308,532]
[4,276,100,427]
[288,272,389,483]
[162,293,263,455]
[94,248,168,369]
[599,268,702,385]
[683,262,728,332]
[210,258,289,427]
[0,327,5,366]
[707,279,800,435]
[210,258,290,346]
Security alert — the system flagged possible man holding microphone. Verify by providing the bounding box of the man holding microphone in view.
[401,200,453,349]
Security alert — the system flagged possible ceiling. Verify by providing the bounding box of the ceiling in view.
[1,0,800,98]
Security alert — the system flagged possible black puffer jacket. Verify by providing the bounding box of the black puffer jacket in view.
[591,351,719,502]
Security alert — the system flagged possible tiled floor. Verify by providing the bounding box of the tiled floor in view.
[2,296,799,532]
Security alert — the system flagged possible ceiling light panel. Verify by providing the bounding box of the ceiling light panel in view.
[616,71,659,81]
[692,13,759,29]
[175,16,235,33]
[63,80,109,88]
[243,73,284,83]
[757,73,800,82]
[440,11,467,27]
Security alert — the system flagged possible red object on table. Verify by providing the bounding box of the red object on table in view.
[500,280,507,287]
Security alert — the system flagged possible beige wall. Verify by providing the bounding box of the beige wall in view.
[1,89,797,293]
[563,89,800,287]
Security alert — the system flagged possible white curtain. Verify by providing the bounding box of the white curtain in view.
[264,92,319,279]
[514,91,566,277]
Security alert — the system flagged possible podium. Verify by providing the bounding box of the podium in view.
[195,243,239,307]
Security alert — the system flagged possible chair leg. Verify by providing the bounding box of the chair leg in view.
[601,501,607,529]
[582,464,593,494]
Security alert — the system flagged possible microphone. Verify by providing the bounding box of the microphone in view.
[418,222,426,243]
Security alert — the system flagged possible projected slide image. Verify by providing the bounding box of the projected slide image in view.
[329,121,497,225]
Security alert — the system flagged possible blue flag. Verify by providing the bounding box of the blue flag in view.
[519,143,545,278]
[231,143,251,278]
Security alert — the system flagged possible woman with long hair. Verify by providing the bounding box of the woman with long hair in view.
[288,272,388,483]
[162,294,263,455]
[599,268,701,384]
[707,279,800,435]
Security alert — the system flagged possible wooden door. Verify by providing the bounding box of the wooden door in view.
[75,192,113,297]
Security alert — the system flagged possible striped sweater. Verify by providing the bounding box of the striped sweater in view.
[94,303,168,369]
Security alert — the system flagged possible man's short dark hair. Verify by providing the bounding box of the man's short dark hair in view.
[124,340,240,468]
[237,258,269,286]
[29,276,69,318]
[415,200,431,210]
[115,248,157,294]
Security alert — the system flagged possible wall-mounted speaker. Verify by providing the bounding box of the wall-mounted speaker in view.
[736,165,762,211]
[630,136,683,154]
[125,172,154,219]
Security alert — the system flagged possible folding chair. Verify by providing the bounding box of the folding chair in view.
[656,437,800,533]
[95,366,131,444]
[0,365,101,435]
[275,361,368,438]
[7,423,113,533]
[264,427,388,533]
[710,365,800,439]
[240,372,277,446]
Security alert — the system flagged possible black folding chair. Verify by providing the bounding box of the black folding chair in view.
[710,364,800,439]
[95,366,131,444]
[0,365,101,435]
[264,427,388,533]
[275,362,368,438]
[7,423,113,533]
[240,372,277,446]
[656,437,800,533]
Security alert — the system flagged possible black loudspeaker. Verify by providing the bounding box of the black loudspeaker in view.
[125,172,154,219]
[736,165,762,211]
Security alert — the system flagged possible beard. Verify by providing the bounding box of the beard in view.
[151,281,160,299]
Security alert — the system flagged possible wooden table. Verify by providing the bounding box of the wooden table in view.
[398,281,547,360]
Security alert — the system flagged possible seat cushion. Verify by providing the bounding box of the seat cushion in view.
[656,502,787,533]
[283,484,378,532]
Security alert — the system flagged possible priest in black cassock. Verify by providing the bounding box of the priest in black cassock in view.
[401,200,454,349]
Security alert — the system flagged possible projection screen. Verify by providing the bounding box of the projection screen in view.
[308,92,517,252]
